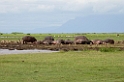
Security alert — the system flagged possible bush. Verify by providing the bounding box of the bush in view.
[11,32,23,34]
[27,33,30,35]
[0,33,3,35]
[99,47,120,52]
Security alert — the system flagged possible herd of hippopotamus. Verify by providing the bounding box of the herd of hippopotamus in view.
[22,35,114,45]
[0,35,121,51]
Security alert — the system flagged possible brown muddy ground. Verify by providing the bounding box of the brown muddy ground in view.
[0,44,124,52]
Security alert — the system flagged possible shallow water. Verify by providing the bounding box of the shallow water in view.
[0,49,59,55]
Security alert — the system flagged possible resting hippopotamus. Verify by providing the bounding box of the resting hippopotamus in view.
[22,36,37,44]
[65,39,73,44]
[103,39,114,44]
[44,36,54,41]
[74,36,93,44]
[92,39,103,45]
[41,36,54,45]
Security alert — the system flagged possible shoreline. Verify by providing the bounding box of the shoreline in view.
[0,49,59,55]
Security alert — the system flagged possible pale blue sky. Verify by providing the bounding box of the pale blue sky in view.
[0,0,124,33]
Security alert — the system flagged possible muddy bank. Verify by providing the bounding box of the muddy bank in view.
[0,49,59,55]
[0,44,124,54]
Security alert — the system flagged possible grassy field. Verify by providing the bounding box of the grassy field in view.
[0,33,124,41]
[0,51,124,82]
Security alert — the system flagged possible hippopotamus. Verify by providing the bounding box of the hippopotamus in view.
[44,36,54,41]
[41,36,54,45]
[103,39,114,44]
[74,36,93,44]
[22,36,37,44]
[92,39,103,45]
[65,39,74,44]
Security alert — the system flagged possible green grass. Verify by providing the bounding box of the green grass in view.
[0,33,124,41]
[0,51,124,82]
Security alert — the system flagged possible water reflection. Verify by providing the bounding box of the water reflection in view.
[0,49,59,55]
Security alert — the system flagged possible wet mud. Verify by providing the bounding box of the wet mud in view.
[0,44,124,55]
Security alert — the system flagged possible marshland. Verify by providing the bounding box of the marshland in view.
[0,33,124,82]
[0,33,124,51]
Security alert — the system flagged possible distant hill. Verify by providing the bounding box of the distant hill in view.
[53,14,124,33]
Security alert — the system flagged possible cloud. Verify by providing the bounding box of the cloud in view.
[57,0,124,14]
[28,5,55,12]
[92,0,124,14]
[0,0,124,14]
[0,0,124,33]
[0,0,55,13]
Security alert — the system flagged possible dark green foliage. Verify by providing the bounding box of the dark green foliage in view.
[27,33,30,35]
[11,32,24,34]
[0,33,3,35]
[99,47,121,52]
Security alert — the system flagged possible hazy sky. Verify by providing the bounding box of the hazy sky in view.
[0,0,124,33]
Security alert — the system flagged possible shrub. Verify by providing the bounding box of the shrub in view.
[0,33,3,35]
[11,32,23,34]
[99,47,120,52]
[27,33,30,35]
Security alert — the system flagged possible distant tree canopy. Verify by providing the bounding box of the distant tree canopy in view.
[11,32,24,34]
[0,33,3,35]
[27,33,30,35]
